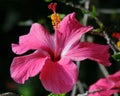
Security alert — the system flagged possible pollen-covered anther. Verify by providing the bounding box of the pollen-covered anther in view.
[117,40,120,50]
[51,13,61,29]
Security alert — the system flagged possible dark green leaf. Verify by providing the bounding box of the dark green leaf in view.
[112,52,120,62]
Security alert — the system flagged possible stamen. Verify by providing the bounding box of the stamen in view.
[48,3,61,29]
[51,13,61,29]
[117,40,120,50]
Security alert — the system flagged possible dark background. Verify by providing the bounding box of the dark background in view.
[0,0,120,95]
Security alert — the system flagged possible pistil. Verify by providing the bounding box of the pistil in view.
[48,3,61,61]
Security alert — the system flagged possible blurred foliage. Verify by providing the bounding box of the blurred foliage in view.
[91,6,97,18]
[44,0,53,2]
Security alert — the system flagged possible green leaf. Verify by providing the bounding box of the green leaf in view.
[112,52,120,62]
[91,6,97,18]
[48,93,66,96]
[59,14,65,19]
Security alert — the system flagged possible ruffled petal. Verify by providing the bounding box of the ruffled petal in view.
[64,42,111,66]
[108,70,120,88]
[40,58,78,94]
[108,70,120,81]
[89,70,120,96]
[12,23,54,54]
[58,13,93,55]
[88,79,117,96]
[10,50,49,84]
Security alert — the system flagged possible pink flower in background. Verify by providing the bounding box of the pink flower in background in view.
[88,70,120,96]
[10,12,111,94]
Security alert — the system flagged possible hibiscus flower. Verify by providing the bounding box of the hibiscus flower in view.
[10,4,111,94]
[88,70,120,96]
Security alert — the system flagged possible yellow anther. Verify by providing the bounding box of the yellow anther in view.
[51,13,61,29]
[117,40,120,50]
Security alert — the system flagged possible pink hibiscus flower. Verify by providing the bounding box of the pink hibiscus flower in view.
[88,70,120,96]
[10,11,111,93]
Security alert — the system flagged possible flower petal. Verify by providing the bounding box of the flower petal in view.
[40,58,78,94]
[58,13,93,55]
[108,70,120,88]
[108,70,120,81]
[12,23,54,54]
[88,79,117,96]
[89,70,120,96]
[10,50,49,84]
[64,42,111,66]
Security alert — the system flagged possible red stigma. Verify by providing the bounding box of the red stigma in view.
[48,3,57,13]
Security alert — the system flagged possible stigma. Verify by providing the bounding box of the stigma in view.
[48,3,61,29]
